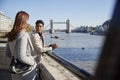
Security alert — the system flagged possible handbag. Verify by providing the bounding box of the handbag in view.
[9,57,32,74]
[9,37,33,74]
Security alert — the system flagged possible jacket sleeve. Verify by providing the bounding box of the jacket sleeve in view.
[5,42,11,58]
[31,34,52,53]
[17,33,35,66]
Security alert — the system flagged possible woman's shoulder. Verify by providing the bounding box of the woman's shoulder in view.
[17,30,29,40]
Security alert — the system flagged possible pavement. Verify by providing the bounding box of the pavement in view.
[0,69,12,80]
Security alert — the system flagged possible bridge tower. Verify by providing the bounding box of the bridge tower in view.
[49,20,54,33]
[66,19,71,33]
[49,19,71,33]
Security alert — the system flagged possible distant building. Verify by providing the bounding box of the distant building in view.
[0,11,13,32]
[72,26,88,33]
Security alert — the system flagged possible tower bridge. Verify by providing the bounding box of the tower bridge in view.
[48,19,71,33]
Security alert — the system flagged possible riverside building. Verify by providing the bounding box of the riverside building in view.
[0,11,12,32]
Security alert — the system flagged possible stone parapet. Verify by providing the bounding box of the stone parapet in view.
[40,53,81,80]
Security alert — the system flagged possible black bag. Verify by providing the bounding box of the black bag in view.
[9,57,32,74]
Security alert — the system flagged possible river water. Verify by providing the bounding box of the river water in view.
[44,32,105,74]
[0,32,105,74]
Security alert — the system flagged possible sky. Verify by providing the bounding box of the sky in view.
[0,0,115,30]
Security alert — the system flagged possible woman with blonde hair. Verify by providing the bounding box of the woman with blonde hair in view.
[6,11,37,80]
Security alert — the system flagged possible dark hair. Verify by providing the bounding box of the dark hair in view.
[35,20,44,26]
[7,11,29,41]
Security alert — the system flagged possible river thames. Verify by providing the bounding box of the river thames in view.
[44,32,105,74]
[0,32,105,74]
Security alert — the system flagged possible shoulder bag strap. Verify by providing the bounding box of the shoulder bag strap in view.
[27,37,35,53]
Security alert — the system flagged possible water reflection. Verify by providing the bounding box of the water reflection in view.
[45,32,105,74]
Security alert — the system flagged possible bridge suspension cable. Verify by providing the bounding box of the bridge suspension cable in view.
[70,24,76,29]
[44,24,50,30]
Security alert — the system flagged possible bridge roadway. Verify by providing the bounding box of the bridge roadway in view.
[0,41,92,80]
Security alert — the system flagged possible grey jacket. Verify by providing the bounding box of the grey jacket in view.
[6,29,35,66]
